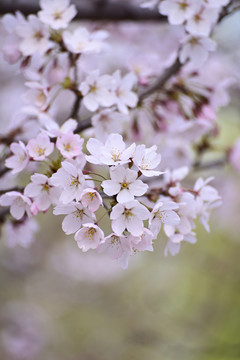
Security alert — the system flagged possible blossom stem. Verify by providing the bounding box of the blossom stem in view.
[96,206,112,225]
[84,172,107,180]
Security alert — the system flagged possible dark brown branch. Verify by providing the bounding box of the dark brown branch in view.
[139,58,181,102]
[0,167,10,178]
[0,207,9,224]
[75,117,92,133]
[70,95,82,119]
[0,0,165,21]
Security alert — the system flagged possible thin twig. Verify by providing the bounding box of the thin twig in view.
[75,117,92,133]
[138,58,182,102]
[70,95,82,120]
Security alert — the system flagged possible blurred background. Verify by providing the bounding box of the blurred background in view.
[1,2,240,360]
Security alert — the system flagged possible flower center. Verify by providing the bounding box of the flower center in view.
[124,209,133,218]
[86,228,96,240]
[42,183,50,192]
[121,182,128,189]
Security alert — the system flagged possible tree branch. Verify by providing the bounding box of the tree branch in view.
[0,0,165,21]
[139,58,181,102]
[0,207,9,224]
[75,117,92,133]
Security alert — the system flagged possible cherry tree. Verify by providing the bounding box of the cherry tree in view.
[0,0,239,269]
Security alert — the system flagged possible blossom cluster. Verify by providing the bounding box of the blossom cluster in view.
[0,0,237,269]
[141,0,230,67]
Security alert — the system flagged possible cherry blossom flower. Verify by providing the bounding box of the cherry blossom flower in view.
[102,166,148,203]
[159,0,200,25]
[80,189,102,212]
[1,12,25,34]
[129,228,154,253]
[63,27,108,54]
[79,70,116,112]
[0,191,31,220]
[1,12,25,63]
[56,133,84,159]
[5,141,29,174]
[185,7,219,37]
[24,173,60,212]
[42,118,78,138]
[53,202,95,234]
[86,133,136,166]
[74,223,105,252]
[163,166,189,185]
[112,70,138,114]
[16,15,53,56]
[133,144,162,177]
[194,177,221,203]
[110,200,150,237]
[149,200,180,238]
[180,36,217,67]
[27,133,54,161]
[38,0,77,30]
[98,233,131,265]
[4,218,39,248]
[23,81,49,110]
[49,160,86,203]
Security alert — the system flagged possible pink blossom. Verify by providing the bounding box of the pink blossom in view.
[74,223,105,252]
[24,173,60,212]
[80,189,103,212]
[27,133,54,161]
[56,133,84,159]
[5,141,29,174]
[0,191,31,220]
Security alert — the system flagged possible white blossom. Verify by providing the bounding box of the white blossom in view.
[159,0,200,25]
[53,202,95,234]
[180,36,217,67]
[185,7,219,37]
[79,71,116,112]
[5,141,29,174]
[16,15,53,56]
[38,0,77,30]
[49,160,86,203]
[112,70,138,114]
[4,218,39,248]
[63,27,108,54]
[24,173,60,212]
[102,166,148,203]
[86,133,136,166]
[133,144,162,177]
[0,191,31,220]
[149,200,180,238]
[110,200,149,237]
[98,233,131,269]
